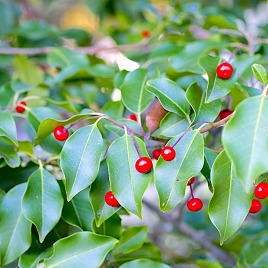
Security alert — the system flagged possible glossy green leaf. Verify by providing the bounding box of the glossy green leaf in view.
[0,138,20,168]
[13,55,44,85]
[252,64,267,86]
[106,134,153,218]
[22,166,63,242]
[89,161,120,227]
[0,110,18,147]
[62,188,94,231]
[61,124,103,201]
[222,95,268,191]
[155,130,204,212]
[44,232,117,268]
[42,97,79,114]
[35,111,99,145]
[208,151,252,244]
[199,55,236,103]
[19,249,52,268]
[121,69,154,114]
[92,213,122,239]
[0,183,32,266]
[146,78,191,118]
[113,226,147,255]
[186,82,221,123]
[201,147,218,192]
[119,259,171,268]
[18,140,34,156]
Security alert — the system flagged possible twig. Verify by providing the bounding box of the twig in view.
[142,199,236,265]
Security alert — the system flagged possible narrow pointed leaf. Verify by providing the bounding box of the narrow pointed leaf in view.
[186,82,221,123]
[155,130,204,212]
[119,259,171,268]
[0,110,18,147]
[252,64,267,86]
[44,232,117,268]
[89,161,120,227]
[60,124,103,201]
[0,184,32,266]
[121,69,154,114]
[199,55,236,103]
[222,95,268,191]
[106,135,153,218]
[62,188,94,231]
[208,151,252,244]
[146,78,191,117]
[22,167,64,242]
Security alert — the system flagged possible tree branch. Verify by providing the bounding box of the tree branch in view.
[143,199,236,266]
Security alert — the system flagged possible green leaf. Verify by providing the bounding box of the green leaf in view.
[146,78,191,118]
[201,147,218,192]
[113,226,147,255]
[155,130,204,212]
[44,232,117,268]
[0,138,20,168]
[252,64,267,87]
[199,55,236,103]
[19,249,52,268]
[186,82,221,123]
[92,213,122,239]
[121,69,154,114]
[106,135,153,218]
[89,161,120,227]
[35,111,99,145]
[62,188,94,231]
[22,166,64,242]
[13,55,44,85]
[18,140,34,156]
[222,95,268,191]
[42,97,79,114]
[119,259,171,268]
[60,124,103,201]
[0,110,18,147]
[0,184,32,266]
[153,113,190,138]
[208,151,252,245]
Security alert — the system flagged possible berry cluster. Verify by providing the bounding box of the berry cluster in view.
[250,182,268,214]
[16,101,27,113]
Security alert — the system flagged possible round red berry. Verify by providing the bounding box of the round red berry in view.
[16,101,27,113]
[141,30,151,38]
[53,126,69,141]
[216,62,233,79]
[152,149,161,160]
[105,191,120,207]
[249,199,262,214]
[187,198,203,212]
[219,109,233,120]
[135,157,153,173]
[126,114,137,121]
[254,182,268,199]
[161,146,176,161]
[187,177,195,186]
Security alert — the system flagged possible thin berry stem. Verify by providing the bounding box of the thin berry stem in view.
[102,129,122,159]
[172,121,213,148]
[124,124,142,158]
[66,116,103,130]
[189,183,194,199]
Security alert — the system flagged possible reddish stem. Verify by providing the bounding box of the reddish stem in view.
[102,129,121,159]
[124,124,141,158]
[189,183,195,199]
[172,121,212,148]
[66,116,103,130]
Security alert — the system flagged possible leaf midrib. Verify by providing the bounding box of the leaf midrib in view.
[137,73,148,114]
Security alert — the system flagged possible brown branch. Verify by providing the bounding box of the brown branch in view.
[143,199,236,266]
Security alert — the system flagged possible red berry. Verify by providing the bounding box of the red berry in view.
[187,177,195,186]
[219,109,233,120]
[53,126,69,141]
[254,182,268,199]
[216,62,233,79]
[16,101,27,113]
[152,149,161,160]
[161,146,176,161]
[141,30,151,38]
[135,157,153,173]
[125,114,137,121]
[187,198,203,212]
[249,199,262,214]
[105,191,120,207]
